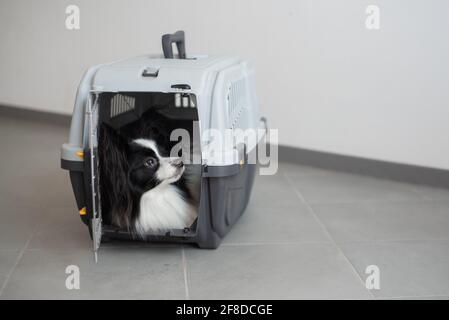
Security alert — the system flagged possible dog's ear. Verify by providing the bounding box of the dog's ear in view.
[99,124,133,229]
[127,139,140,152]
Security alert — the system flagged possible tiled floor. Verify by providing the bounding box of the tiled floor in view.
[0,114,448,299]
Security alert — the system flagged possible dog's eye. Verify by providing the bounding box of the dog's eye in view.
[143,157,156,168]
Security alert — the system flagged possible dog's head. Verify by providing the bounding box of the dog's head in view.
[128,138,185,194]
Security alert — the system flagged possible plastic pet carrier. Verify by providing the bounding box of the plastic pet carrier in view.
[61,31,266,257]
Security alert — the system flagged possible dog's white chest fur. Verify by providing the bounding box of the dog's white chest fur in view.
[135,184,197,235]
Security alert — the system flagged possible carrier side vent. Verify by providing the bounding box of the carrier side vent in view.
[227,78,248,129]
[110,94,135,118]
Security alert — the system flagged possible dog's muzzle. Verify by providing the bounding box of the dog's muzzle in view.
[170,158,184,168]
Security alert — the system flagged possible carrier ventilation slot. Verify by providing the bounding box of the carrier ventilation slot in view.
[227,78,247,129]
[110,94,135,118]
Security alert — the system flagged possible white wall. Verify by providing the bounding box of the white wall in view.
[1,0,448,169]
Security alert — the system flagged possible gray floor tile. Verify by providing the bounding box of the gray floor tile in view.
[223,202,331,245]
[28,207,92,250]
[410,185,449,202]
[288,171,428,204]
[279,162,331,176]
[339,241,449,298]
[0,247,185,299]
[0,225,34,251]
[0,159,74,208]
[389,295,449,300]
[185,243,372,299]
[312,202,449,243]
[0,206,43,250]
[250,173,301,207]
[0,275,6,293]
[0,250,19,275]
[0,117,71,208]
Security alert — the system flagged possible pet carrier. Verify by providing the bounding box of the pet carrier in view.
[61,31,266,256]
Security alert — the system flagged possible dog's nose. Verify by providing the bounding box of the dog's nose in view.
[170,158,184,168]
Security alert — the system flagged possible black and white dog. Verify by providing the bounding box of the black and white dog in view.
[99,110,198,237]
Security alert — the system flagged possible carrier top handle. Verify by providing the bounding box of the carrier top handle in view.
[162,30,186,59]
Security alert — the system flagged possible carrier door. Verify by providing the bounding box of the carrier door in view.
[86,93,102,261]
[97,91,202,238]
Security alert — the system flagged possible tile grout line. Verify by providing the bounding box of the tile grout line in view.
[221,238,449,247]
[222,240,332,247]
[293,199,435,205]
[335,238,449,245]
[375,293,449,300]
[181,246,190,300]
[0,229,36,297]
[283,172,375,299]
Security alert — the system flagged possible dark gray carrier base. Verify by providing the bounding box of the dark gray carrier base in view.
[193,162,256,248]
